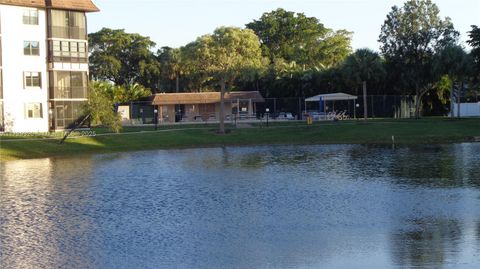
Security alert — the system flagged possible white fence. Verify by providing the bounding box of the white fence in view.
[451,102,480,117]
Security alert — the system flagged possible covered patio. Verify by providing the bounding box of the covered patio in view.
[305,93,358,119]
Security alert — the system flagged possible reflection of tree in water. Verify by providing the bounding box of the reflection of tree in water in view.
[343,145,459,186]
[219,147,320,170]
[387,145,480,188]
[390,218,462,268]
[478,221,480,246]
[241,151,317,168]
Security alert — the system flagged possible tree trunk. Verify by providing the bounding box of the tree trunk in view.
[219,78,226,134]
[175,74,180,93]
[414,86,429,119]
[415,95,421,119]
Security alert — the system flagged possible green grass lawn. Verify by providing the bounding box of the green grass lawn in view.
[1,118,479,161]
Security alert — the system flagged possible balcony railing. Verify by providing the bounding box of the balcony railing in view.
[49,26,87,40]
[49,86,88,99]
[48,55,88,64]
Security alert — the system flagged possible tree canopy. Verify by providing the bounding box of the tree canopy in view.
[89,28,160,88]
[342,49,386,94]
[85,82,122,132]
[184,27,264,133]
[379,0,459,117]
[246,8,352,69]
[85,6,477,120]
[467,25,480,66]
[157,46,183,93]
[468,25,480,88]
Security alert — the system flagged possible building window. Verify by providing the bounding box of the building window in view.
[49,40,87,63]
[24,41,40,55]
[25,103,43,118]
[23,9,39,25]
[50,101,86,128]
[24,72,41,88]
[49,71,87,99]
[49,10,86,39]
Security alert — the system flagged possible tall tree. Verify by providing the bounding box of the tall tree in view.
[468,25,480,69]
[186,27,264,134]
[89,28,160,88]
[468,25,480,91]
[180,42,214,92]
[379,0,459,118]
[246,8,352,69]
[427,45,470,115]
[434,45,471,83]
[316,29,353,69]
[157,47,183,92]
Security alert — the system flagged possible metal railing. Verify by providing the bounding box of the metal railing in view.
[49,55,88,63]
[49,86,88,99]
[49,26,87,40]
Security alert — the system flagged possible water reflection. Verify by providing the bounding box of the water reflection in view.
[391,218,463,268]
[478,221,480,245]
[1,144,479,268]
[0,157,96,269]
[387,144,480,188]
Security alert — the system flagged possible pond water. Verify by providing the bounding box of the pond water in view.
[1,144,479,269]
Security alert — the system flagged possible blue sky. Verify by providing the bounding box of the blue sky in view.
[88,0,480,51]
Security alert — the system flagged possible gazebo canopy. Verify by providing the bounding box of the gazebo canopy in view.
[305,93,357,102]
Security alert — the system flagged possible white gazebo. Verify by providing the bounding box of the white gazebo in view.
[305,92,358,118]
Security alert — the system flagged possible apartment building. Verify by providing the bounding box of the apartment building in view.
[0,0,98,132]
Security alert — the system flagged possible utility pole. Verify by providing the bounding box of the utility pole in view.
[363,81,367,120]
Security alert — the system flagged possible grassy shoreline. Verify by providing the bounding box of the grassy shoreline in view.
[1,118,479,161]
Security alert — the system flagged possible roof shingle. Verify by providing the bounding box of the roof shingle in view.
[0,0,99,12]
[152,91,265,106]
[47,0,99,12]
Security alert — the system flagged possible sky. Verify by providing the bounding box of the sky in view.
[88,0,480,51]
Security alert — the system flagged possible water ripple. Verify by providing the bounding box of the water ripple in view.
[1,144,479,268]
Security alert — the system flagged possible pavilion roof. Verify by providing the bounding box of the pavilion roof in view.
[152,91,265,105]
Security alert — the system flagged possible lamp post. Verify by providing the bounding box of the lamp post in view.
[266,108,270,127]
[154,108,158,130]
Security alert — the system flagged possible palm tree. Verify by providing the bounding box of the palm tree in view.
[158,47,183,92]
[342,49,386,119]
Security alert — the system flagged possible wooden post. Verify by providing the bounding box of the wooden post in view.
[219,78,226,134]
[160,106,163,123]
